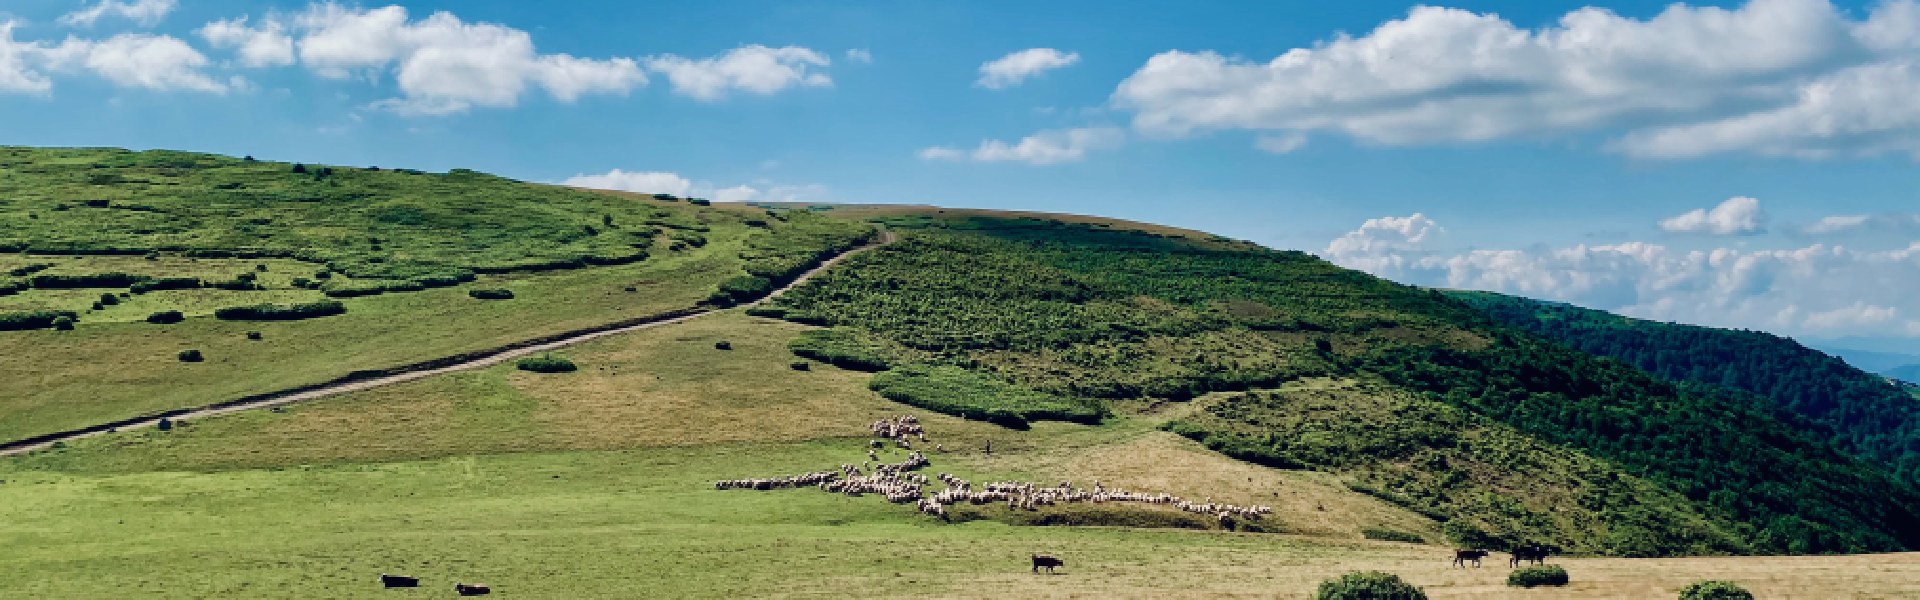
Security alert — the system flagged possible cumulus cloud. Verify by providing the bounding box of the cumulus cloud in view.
[1113,0,1920,160]
[40,33,227,93]
[1323,214,1920,338]
[919,126,1124,165]
[561,169,825,203]
[291,4,646,115]
[977,48,1079,89]
[198,17,296,68]
[1659,197,1767,235]
[644,45,832,101]
[0,21,53,94]
[60,0,177,28]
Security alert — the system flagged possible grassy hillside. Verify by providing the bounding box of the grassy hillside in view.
[758,217,1920,555]
[1453,291,1920,484]
[0,147,870,442]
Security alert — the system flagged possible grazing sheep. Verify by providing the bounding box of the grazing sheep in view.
[1031,554,1064,574]
[379,574,419,588]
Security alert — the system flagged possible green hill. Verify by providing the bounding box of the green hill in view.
[1451,291,1920,484]
[760,218,1920,555]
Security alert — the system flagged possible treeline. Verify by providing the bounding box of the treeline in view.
[1454,291,1920,483]
[213,301,345,321]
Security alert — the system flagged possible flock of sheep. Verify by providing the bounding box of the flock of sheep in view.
[714,415,1273,527]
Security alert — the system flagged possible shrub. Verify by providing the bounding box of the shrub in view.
[52,316,74,331]
[177,349,204,362]
[516,355,577,373]
[6,263,52,277]
[1361,528,1426,544]
[30,272,148,289]
[214,301,346,321]
[0,310,78,330]
[790,361,811,371]
[207,277,261,291]
[688,197,711,206]
[714,341,732,350]
[246,331,263,340]
[787,328,898,372]
[130,277,201,293]
[1677,581,1754,600]
[1508,565,1569,588]
[98,293,119,306]
[468,288,515,300]
[255,263,268,272]
[1313,571,1427,600]
[147,310,185,324]
[707,275,772,306]
[868,364,1106,429]
[157,418,174,431]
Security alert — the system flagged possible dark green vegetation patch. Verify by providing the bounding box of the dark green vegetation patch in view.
[1507,565,1569,588]
[762,218,1920,556]
[516,355,577,373]
[213,301,346,321]
[467,288,514,300]
[869,365,1106,429]
[1677,580,1755,600]
[1313,571,1427,600]
[0,310,78,331]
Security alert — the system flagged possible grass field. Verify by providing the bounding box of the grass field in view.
[7,311,1919,598]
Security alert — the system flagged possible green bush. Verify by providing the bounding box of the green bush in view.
[6,263,53,277]
[787,328,898,371]
[516,355,577,373]
[468,288,515,300]
[707,275,772,306]
[1360,528,1425,544]
[177,349,203,362]
[790,361,811,371]
[867,364,1106,429]
[0,310,79,330]
[214,301,345,321]
[146,310,185,324]
[1677,580,1754,600]
[52,316,75,331]
[129,277,201,293]
[30,272,148,289]
[1507,565,1569,588]
[97,293,119,306]
[714,341,732,350]
[1313,571,1427,600]
[246,331,263,340]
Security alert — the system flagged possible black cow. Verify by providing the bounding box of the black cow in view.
[1452,549,1489,568]
[1510,545,1558,567]
[378,573,419,588]
[454,583,491,596]
[1031,554,1064,574]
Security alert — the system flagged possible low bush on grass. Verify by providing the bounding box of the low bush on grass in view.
[129,277,201,293]
[52,315,74,330]
[516,355,577,373]
[1313,571,1427,600]
[1677,580,1754,600]
[177,349,203,362]
[97,292,120,306]
[790,361,811,371]
[706,275,771,306]
[246,331,263,340]
[1508,565,1569,588]
[787,328,899,372]
[714,341,731,350]
[213,301,346,321]
[146,310,185,324]
[867,364,1106,429]
[0,310,78,330]
[6,263,53,276]
[1361,528,1426,544]
[468,288,514,300]
[30,272,148,289]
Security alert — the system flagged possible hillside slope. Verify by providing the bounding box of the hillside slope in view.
[758,217,1920,555]
[1453,291,1920,484]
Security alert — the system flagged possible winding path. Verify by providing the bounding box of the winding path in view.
[0,231,893,457]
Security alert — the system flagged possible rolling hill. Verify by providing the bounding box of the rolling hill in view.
[3,148,1919,596]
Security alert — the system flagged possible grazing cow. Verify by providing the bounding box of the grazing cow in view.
[1452,549,1489,568]
[454,583,491,596]
[1032,554,1064,574]
[1510,545,1556,567]
[378,574,419,588]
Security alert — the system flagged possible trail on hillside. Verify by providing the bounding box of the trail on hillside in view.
[0,231,895,457]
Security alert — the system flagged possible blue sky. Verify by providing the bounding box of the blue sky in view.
[2,0,1918,345]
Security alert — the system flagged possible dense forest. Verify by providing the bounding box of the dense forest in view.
[762,218,1920,555]
[1454,291,1920,484]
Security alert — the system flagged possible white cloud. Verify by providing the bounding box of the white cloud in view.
[199,17,295,68]
[845,48,872,64]
[1324,214,1920,338]
[1113,0,1920,160]
[60,0,177,28]
[1659,196,1767,235]
[561,170,826,203]
[977,48,1080,89]
[919,126,1124,165]
[290,4,646,115]
[644,45,831,101]
[1254,132,1308,154]
[1805,213,1920,234]
[42,34,227,93]
[0,21,53,94]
